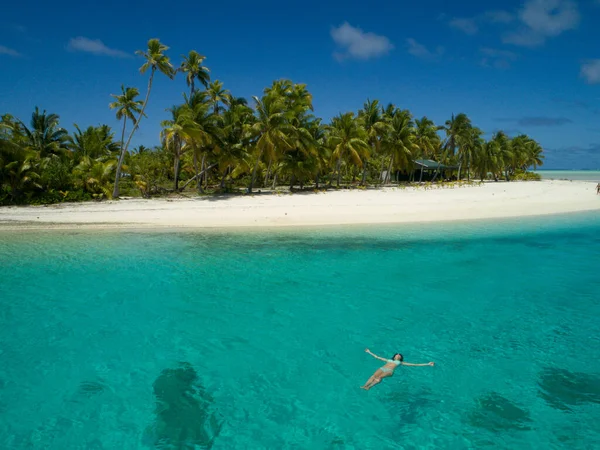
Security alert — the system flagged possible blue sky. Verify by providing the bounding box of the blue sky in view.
[2,0,600,169]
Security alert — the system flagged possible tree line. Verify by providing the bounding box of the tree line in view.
[0,39,544,205]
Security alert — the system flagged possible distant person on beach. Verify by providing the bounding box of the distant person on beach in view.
[361,349,434,390]
[597,182,600,195]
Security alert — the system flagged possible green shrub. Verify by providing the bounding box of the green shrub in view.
[40,158,74,191]
[26,189,93,205]
[513,171,541,181]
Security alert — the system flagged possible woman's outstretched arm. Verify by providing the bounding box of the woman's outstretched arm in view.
[365,348,388,362]
[402,362,435,367]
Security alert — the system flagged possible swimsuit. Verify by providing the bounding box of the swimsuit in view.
[380,359,401,375]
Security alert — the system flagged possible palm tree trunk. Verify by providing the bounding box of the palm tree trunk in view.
[113,67,155,198]
[361,165,368,186]
[174,140,181,191]
[112,116,127,198]
[336,158,342,187]
[179,163,218,190]
[249,150,263,193]
[205,161,211,190]
[315,172,320,190]
[272,173,277,190]
[362,141,375,186]
[220,169,227,189]
[193,150,203,194]
[198,154,206,188]
[264,158,272,186]
[385,156,394,184]
[467,153,471,181]
[192,149,198,189]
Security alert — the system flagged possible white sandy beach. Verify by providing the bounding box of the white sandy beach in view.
[0,180,598,230]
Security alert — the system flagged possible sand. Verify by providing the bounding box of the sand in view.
[0,181,598,230]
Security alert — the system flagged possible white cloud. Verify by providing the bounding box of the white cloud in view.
[331,22,393,61]
[503,0,580,47]
[484,10,515,24]
[480,47,518,69]
[67,37,131,58]
[481,48,518,59]
[520,0,579,35]
[0,45,21,57]
[449,18,478,35]
[581,60,600,84]
[447,10,513,34]
[406,38,444,61]
[503,29,546,47]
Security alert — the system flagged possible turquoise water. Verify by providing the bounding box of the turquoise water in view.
[536,170,600,181]
[1,214,600,449]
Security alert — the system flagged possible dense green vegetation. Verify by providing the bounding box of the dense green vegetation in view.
[0,39,544,205]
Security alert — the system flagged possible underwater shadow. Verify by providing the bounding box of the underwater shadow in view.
[538,367,600,412]
[143,362,223,449]
[384,388,435,427]
[467,392,532,432]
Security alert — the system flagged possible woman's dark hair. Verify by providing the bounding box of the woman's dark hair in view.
[392,353,404,362]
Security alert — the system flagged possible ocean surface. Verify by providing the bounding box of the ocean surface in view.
[536,170,600,181]
[1,213,600,449]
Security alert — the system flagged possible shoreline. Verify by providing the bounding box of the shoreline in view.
[1,180,599,231]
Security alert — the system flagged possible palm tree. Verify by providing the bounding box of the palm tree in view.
[248,94,294,193]
[205,80,230,115]
[109,86,143,197]
[414,117,441,160]
[458,127,483,181]
[526,139,544,170]
[358,99,387,185]
[473,139,500,181]
[70,124,119,160]
[492,131,513,181]
[18,107,69,161]
[160,104,202,191]
[74,158,117,199]
[382,109,418,183]
[282,110,319,190]
[183,91,221,192]
[443,113,472,179]
[327,112,369,187]
[115,38,175,198]
[0,143,40,202]
[259,80,314,187]
[0,114,20,141]
[179,50,210,96]
[215,101,254,189]
[307,118,328,189]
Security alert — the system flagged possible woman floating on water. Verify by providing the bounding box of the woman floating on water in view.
[361,348,434,390]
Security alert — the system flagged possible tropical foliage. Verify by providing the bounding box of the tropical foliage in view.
[0,39,545,205]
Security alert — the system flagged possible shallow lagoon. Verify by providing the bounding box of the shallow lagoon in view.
[1,213,599,449]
